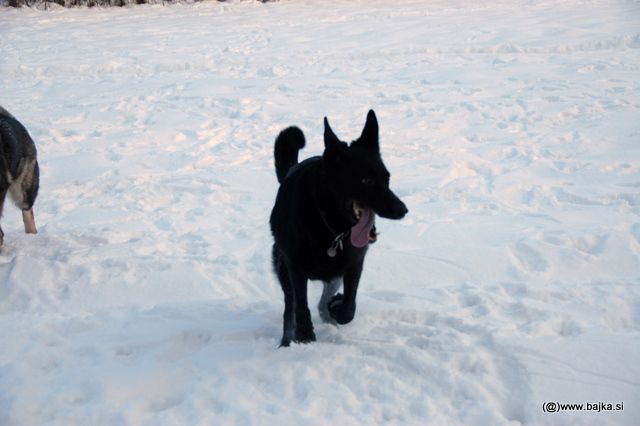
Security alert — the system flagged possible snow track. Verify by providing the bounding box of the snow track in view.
[1,0,639,424]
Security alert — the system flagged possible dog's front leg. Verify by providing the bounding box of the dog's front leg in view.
[328,257,364,325]
[287,267,316,343]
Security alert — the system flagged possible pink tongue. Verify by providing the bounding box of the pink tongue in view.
[350,208,375,248]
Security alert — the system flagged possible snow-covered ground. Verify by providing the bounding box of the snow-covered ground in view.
[1,0,639,424]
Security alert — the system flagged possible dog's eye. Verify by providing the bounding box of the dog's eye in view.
[361,177,374,186]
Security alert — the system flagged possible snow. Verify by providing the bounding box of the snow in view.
[1,0,639,424]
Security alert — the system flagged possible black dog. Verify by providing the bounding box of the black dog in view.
[270,110,408,346]
[0,106,39,247]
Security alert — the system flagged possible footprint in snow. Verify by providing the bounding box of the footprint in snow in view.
[0,248,17,264]
[511,242,549,273]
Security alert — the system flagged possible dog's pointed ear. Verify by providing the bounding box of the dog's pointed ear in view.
[355,109,379,152]
[323,116,343,163]
[324,117,340,150]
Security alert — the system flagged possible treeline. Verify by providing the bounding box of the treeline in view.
[3,0,274,7]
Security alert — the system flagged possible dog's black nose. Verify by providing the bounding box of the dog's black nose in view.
[393,201,408,219]
[376,192,408,220]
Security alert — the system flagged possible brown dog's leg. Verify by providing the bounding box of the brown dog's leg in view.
[0,189,6,246]
[22,209,37,234]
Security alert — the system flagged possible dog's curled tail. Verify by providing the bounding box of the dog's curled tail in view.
[274,126,305,184]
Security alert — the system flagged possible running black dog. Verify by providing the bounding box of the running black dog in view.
[270,110,408,346]
[0,106,39,247]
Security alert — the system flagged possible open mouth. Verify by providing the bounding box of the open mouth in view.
[351,201,378,246]
[353,201,364,221]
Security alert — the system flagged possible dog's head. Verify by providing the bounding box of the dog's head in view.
[321,110,408,246]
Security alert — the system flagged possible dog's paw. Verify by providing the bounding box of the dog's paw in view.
[319,305,338,325]
[295,325,316,343]
[328,294,356,325]
[295,318,316,343]
[279,326,295,348]
[279,337,292,348]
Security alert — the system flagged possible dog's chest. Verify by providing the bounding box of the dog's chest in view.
[300,241,366,281]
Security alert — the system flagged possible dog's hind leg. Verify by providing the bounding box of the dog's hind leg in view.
[22,209,36,234]
[273,245,295,347]
[287,267,315,343]
[319,279,341,323]
[272,244,316,346]
[0,188,6,246]
[9,159,39,235]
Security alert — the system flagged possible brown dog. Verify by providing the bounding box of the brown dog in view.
[0,106,39,246]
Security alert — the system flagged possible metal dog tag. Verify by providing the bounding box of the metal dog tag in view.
[327,232,345,258]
